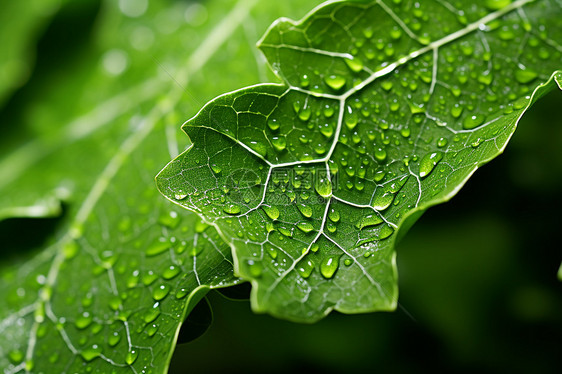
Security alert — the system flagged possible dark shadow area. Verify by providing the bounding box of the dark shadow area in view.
[0,205,67,261]
[169,89,562,373]
[0,0,101,155]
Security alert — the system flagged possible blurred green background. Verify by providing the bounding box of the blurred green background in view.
[0,0,560,373]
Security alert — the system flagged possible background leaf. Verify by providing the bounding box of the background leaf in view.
[0,0,321,372]
[157,0,562,322]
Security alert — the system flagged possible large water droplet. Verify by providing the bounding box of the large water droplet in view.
[356,214,383,229]
[320,256,339,279]
[324,75,346,91]
[262,205,279,220]
[80,345,102,362]
[247,260,263,277]
[223,204,241,215]
[297,258,314,278]
[297,221,314,233]
[126,349,138,365]
[419,152,443,178]
[515,68,537,84]
[463,115,485,130]
[315,175,332,198]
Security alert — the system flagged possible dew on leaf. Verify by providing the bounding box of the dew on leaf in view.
[126,349,139,365]
[247,260,263,277]
[297,259,314,278]
[223,204,241,215]
[324,74,346,90]
[419,152,443,178]
[463,114,485,129]
[153,284,170,301]
[356,214,383,229]
[297,221,314,233]
[320,256,339,279]
[80,345,102,362]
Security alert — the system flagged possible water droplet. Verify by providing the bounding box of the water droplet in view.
[259,205,278,221]
[247,260,263,277]
[297,204,313,218]
[375,148,387,162]
[297,221,314,233]
[320,123,334,138]
[419,152,443,178]
[143,304,161,323]
[315,175,332,198]
[372,190,394,211]
[463,115,485,130]
[297,259,314,278]
[300,74,310,87]
[320,256,339,279]
[158,211,180,229]
[142,270,158,286]
[75,312,92,330]
[109,296,122,311]
[328,208,340,222]
[324,75,346,91]
[356,214,383,229]
[451,103,463,118]
[344,258,353,266]
[377,224,395,240]
[63,241,79,259]
[271,136,287,151]
[268,118,280,131]
[174,192,188,200]
[162,265,180,280]
[210,164,222,175]
[126,349,138,365]
[485,0,511,10]
[223,204,241,215]
[8,349,24,364]
[515,68,537,84]
[345,57,364,72]
[80,345,102,362]
[345,106,358,129]
[153,284,170,301]
[437,137,448,148]
[146,239,171,257]
[108,331,121,347]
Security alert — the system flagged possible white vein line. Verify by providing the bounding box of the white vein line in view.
[331,195,398,229]
[376,0,420,42]
[259,43,354,59]
[429,47,439,95]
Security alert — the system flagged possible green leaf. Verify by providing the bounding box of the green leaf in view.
[0,0,321,372]
[157,0,562,322]
[0,0,64,108]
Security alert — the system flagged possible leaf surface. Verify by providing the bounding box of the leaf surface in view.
[0,0,320,372]
[157,0,562,322]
